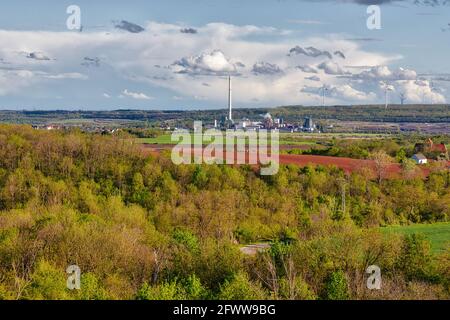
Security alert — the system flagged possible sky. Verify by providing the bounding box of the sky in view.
[0,0,449,110]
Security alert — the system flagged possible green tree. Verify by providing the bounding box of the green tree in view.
[218,272,267,300]
[398,234,434,281]
[324,270,349,300]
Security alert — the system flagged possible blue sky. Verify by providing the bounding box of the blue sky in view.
[0,0,449,110]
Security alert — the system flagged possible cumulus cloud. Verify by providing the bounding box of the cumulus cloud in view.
[317,61,348,75]
[343,66,445,103]
[0,70,36,95]
[302,83,375,101]
[171,50,237,76]
[334,51,346,59]
[288,46,332,59]
[26,52,50,61]
[305,75,321,81]
[81,57,100,67]
[297,65,318,73]
[180,28,198,34]
[331,84,376,100]
[0,69,86,96]
[113,20,145,33]
[391,80,445,103]
[43,72,87,80]
[354,66,417,80]
[252,62,283,75]
[121,89,152,100]
[0,20,444,105]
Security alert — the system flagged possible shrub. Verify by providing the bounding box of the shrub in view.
[218,272,267,300]
[324,270,349,300]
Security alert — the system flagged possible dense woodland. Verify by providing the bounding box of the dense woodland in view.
[0,125,448,300]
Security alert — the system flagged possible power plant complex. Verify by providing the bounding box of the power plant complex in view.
[215,76,319,133]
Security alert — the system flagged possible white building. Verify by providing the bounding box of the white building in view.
[412,153,428,165]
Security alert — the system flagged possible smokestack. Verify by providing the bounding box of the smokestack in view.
[228,76,232,121]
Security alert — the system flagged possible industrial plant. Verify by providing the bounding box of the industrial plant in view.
[211,76,320,133]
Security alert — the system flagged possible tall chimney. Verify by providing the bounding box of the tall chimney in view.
[228,76,232,121]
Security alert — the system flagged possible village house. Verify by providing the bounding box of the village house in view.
[411,153,428,165]
[414,138,448,160]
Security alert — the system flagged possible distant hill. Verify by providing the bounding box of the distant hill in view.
[0,104,449,126]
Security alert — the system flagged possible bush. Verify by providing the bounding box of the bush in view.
[324,270,349,300]
[136,281,186,300]
[218,272,267,300]
[398,234,434,281]
[279,277,317,300]
[23,261,68,300]
[76,273,109,300]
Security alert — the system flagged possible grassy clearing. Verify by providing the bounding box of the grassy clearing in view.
[136,132,392,146]
[381,222,450,254]
[137,135,175,144]
[137,134,321,146]
[136,132,396,148]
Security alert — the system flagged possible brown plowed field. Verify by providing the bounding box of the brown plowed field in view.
[140,144,446,178]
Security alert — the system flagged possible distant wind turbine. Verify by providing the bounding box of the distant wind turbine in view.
[399,92,406,105]
[320,85,328,107]
[381,81,393,109]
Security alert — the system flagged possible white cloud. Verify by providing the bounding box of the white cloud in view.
[289,46,332,59]
[0,22,444,105]
[171,50,238,75]
[252,61,283,75]
[297,65,318,73]
[0,70,35,96]
[26,51,50,61]
[349,66,444,103]
[122,89,152,100]
[0,69,87,96]
[305,75,321,82]
[331,84,376,101]
[317,61,347,75]
[393,80,445,104]
[43,72,87,80]
[355,66,417,81]
[302,83,375,102]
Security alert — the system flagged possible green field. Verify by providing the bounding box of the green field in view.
[137,134,319,146]
[135,132,378,146]
[137,135,176,144]
[381,222,450,254]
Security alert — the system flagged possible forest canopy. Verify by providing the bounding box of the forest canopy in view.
[0,125,448,300]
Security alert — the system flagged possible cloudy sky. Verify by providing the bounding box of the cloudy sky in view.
[0,0,449,110]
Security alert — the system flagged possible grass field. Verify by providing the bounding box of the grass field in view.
[381,222,450,254]
[137,135,176,144]
[135,132,386,146]
[137,134,320,146]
